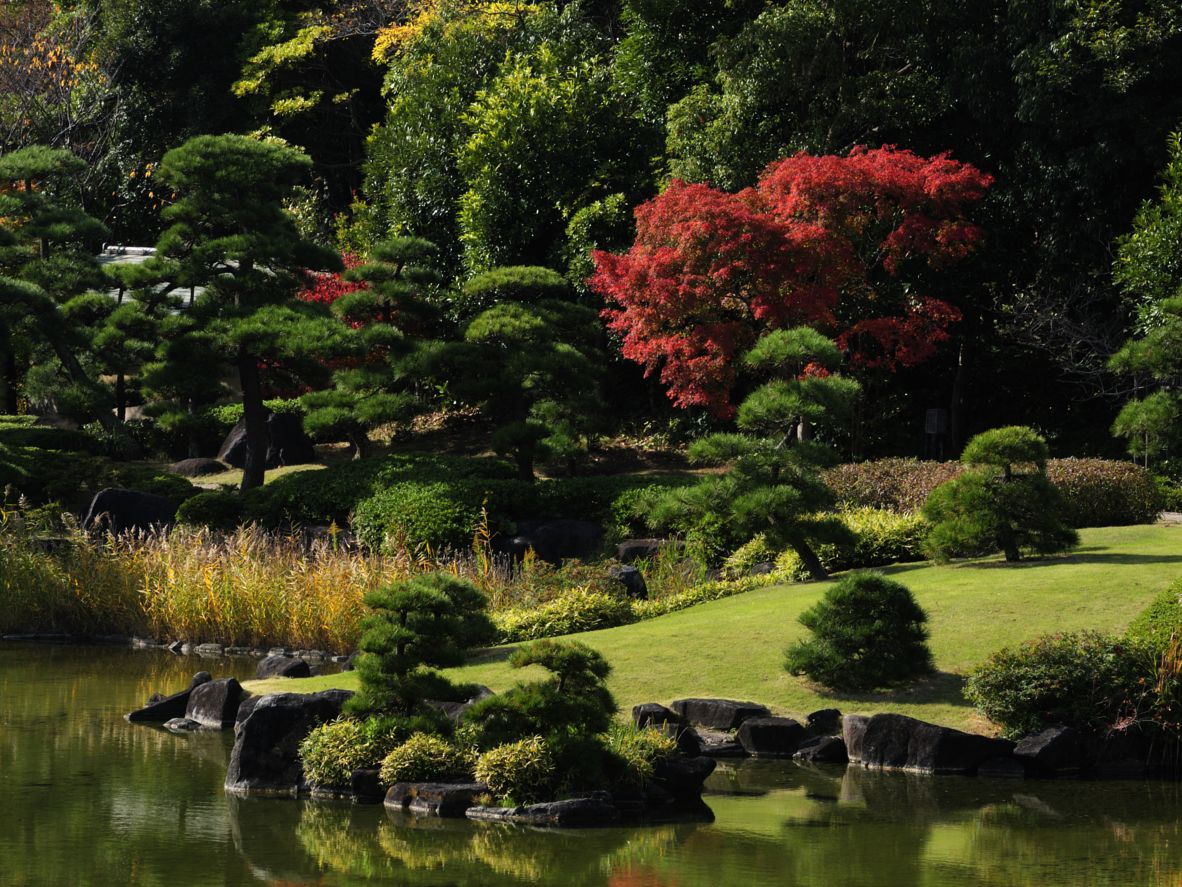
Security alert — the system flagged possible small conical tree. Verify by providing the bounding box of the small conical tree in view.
[785,572,933,691]
[646,327,861,580]
[923,426,1078,562]
[301,237,442,458]
[347,573,497,720]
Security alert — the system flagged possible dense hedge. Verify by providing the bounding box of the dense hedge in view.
[1126,579,1182,651]
[825,457,1161,527]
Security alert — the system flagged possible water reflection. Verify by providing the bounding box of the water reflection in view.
[6,643,1182,887]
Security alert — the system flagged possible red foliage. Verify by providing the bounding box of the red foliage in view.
[592,146,993,416]
[299,252,366,313]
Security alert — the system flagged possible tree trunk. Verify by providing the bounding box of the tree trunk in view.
[791,537,829,581]
[349,429,369,461]
[949,340,968,456]
[2,346,18,414]
[50,338,117,431]
[115,373,126,423]
[238,347,268,491]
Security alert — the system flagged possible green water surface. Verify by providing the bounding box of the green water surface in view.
[2,643,1181,886]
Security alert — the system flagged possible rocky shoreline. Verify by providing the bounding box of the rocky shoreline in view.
[120,666,1172,830]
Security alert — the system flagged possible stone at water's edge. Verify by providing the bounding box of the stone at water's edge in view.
[164,718,203,733]
[1014,726,1084,774]
[386,783,489,817]
[793,735,849,765]
[843,713,1014,775]
[632,703,681,730]
[806,708,843,736]
[736,717,808,757]
[126,688,192,723]
[255,655,311,680]
[669,698,771,731]
[651,756,716,801]
[467,793,620,828]
[224,690,353,797]
[186,678,245,729]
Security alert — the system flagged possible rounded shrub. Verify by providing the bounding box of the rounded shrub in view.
[1127,581,1182,651]
[1046,458,1162,527]
[299,717,410,789]
[784,572,933,691]
[965,631,1145,738]
[474,736,557,804]
[176,490,243,532]
[604,724,678,785]
[774,507,929,580]
[379,733,474,787]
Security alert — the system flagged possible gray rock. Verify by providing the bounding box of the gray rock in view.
[632,703,682,730]
[843,713,1015,775]
[194,643,224,657]
[126,688,192,723]
[425,686,495,723]
[83,487,177,536]
[167,641,184,654]
[224,690,353,796]
[170,458,227,477]
[616,539,670,564]
[736,717,807,757]
[386,783,489,817]
[978,756,1026,779]
[651,756,716,800]
[255,655,311,680]
[185,677,245,729]
[1014,726,1084,774]
[350,769,386,804]
[609,564,648,599]
[807,708,843,736]
[669,698,771,731]
[190,672,213,688]
[793,735,849,765]
[466,793,619,828]
[218,412,317,470]
[163,718,203,733]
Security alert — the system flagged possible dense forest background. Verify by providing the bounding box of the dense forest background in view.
[3,0,1181,461]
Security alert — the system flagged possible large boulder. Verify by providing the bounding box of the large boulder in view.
[170,458,228,477]
[425,686,495,723]
[495,519,605,564]
[255,655,311,680]
[386,783,489,817]
[616,539,673,564]
[632,703,682,730]
[83,488,177,536]
[1013,726,1085,774]
[651,756,716,801]
[609,565,648,600]
[669,698,771,731]
[736,717,808,757]
[217,412,317,470]
[843,713,1014,775]
[224,690,353,796]
[185,678,245,729]
[467,793,620,828]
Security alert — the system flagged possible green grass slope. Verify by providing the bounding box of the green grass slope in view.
[248,525,1182,733]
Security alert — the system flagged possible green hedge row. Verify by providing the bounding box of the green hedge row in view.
[824,457,1162,527]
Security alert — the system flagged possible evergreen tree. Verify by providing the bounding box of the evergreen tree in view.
[923,426,1079,563]
[646,327,861,580]
[144,134,346,489]
[301,237,441,459]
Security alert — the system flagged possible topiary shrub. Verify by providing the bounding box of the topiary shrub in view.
[923,426,1079,562]
[474,736,557,804]
[347,572,497,720]
[784,572,933,691]
[176,490,243,532]
[299,716,410,789]
[379,732,475,787]
[965,631,1145,738]
[1127,580,1182,652]
[494,589,637,642]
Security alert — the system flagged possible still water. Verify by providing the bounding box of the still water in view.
[2,643,1181,887]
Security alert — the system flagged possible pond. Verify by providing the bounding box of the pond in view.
[3,642,1182,886]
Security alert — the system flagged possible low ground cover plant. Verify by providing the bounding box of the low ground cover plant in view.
[784,572,933,691]
[1127,579,1182,651]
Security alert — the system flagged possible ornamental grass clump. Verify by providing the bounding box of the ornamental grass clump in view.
[923,426,1078,563]
[784,572,933,691]
[379,733,475,786]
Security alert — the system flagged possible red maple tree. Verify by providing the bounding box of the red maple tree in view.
[591,146,993,417]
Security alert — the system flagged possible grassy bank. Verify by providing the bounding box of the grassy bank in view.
[250,525,1182,732]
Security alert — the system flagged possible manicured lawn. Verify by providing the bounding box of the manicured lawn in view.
[193,463,325,489]
[247,524,1182,733]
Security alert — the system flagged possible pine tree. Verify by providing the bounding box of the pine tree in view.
[143,134,347,489]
